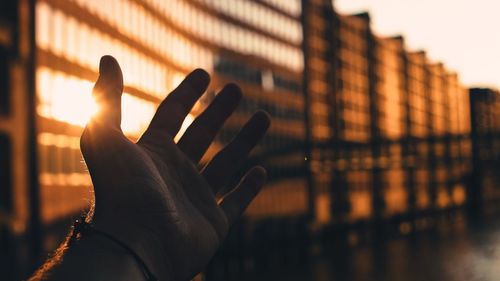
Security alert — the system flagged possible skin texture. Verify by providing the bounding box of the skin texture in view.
[33,56,270,281]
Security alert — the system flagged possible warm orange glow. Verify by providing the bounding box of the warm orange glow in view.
[385,187,407,214]
[29,0,480,228]
[453,185,466,205]
[437,190,451,208]
[417,190,430,209]
[37,67,157,137]
[316,194,331,224]
[245,179,308,218]
[121,94,156,136]
[349,191,372,219]
[51,80,98,128]
[37,67,98,127]
[174,113,195,143]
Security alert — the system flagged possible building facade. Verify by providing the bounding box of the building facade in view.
[34,0,309,279]
[469,88,500,213]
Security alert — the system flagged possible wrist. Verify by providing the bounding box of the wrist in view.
[47,228,146,281]
[92,216,175,281]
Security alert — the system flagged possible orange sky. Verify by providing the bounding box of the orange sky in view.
[335,0,500,89]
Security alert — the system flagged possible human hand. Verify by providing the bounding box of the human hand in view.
[80,56,270,281]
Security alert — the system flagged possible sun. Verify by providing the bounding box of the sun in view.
[37,67,99,127]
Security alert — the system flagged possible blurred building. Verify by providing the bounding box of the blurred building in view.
[35,0,308,219]
[372,36,408,219]
[301,0,336,225]
[35,0,309,279]
[329,12,374,222]
[325,11,473,225]
[469,88,500,213]
[0,0,40,279]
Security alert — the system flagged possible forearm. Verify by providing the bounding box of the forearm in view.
[30,231,152,281]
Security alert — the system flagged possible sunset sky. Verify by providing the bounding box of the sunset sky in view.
[335,0,500,89]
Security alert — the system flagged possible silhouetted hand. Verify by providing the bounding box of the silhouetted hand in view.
[80,56,270,281]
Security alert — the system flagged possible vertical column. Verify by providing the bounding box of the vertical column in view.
[468,89,484,216]
[0,1,26,278]
[468,88,499,216]
[400,43,416,220]
[24,0,43,266]
[333,13,375,223]
[370,36,410,221]
[0,133,19,281]
[442,71,454,207]
[446,74,461,207]
[0,133,12,220]
[302,0,336,223]
[0,47,9,115]
[0,46,11,221]
[425,63,437,213]
[331,11,353,223]
[369,34,384,221]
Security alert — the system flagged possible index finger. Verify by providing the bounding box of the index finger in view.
[139,69,210,145]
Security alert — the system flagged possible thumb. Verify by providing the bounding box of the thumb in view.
[92,55,124,129]
[81,56,124,157]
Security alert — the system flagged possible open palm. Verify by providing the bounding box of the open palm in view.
[80,56,270,281]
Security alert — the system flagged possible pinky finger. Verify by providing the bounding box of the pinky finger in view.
[220,166,267,225]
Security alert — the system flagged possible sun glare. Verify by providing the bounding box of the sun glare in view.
[37,67,98,127]
[37,67,158,137]
[121,94,157,136]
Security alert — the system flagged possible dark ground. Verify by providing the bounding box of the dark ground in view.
[234,212,500,281]
[6,210,500,280]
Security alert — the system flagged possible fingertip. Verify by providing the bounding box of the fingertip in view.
[223,83,242,95]
[252,165,267,176]
[248,166,267,187]
[98,55,123,87]
[95,55,123,92]
[253,110,271,130]
[99,56,120,75]
[219,165,267,224]
[92,56,123,128]
[219,83,243,103]
[188,68,211,91]
[99,55,116,72]
[192,68,210,79]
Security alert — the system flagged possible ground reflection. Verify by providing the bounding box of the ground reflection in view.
[234,212,500,281]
